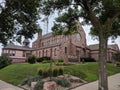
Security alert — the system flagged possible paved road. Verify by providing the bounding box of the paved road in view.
[0,80,23,90]
[72,73,120,90]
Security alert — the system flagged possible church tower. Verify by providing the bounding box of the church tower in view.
[37,31,42,48]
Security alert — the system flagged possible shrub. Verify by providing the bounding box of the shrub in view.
[59,78,71,87]
[27,55,36,64]
[34,81,44,90]
[42,69,49,78]
[51,78,71,87]
[42,56,51,60]
[36,58,44,63]
[38,67,63,78]
[53,68,58,77]
[58,59,64,62]
[113,51,120,62]
[81,57,96,62]
[21,75,42,86]
[38,69,43,76]
[59,68,63,75]
[0,55,11,69]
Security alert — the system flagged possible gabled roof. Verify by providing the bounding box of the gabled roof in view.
[4,42,33,50]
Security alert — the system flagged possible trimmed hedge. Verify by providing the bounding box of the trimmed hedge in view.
[81,57,96,62]
[38,67,63,78]
[27,55,36,64]
[36,57,44,63]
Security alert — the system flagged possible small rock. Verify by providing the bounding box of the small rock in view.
[31,82,37,89]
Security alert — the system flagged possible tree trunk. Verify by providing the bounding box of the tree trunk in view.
[98,34,108,90]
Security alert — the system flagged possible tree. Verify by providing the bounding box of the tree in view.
[0,55,11,69]
[41,0,120,90]
[0,0,41,45]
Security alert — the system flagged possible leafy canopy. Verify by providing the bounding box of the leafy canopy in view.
[0,0,41,45]
[41,0,120,39]
[52,8,79,35]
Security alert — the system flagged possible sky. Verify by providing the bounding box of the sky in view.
[0,12,120,56]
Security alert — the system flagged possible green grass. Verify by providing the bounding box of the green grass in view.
[0,62,120,85]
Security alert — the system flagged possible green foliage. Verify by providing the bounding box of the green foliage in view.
[38,67,63,78]
[21,75,41,86]
[42,56,51,60]
[81,57,96,62]
[113,51,120,62]
[36,57,44,63]
[34,81,44,90]
[0,0,41,45]
[52,68,58,77]
[0,55,11,69]
[52,8,78,35]
[51,78,71,87]
[59,68,63,75]
[27,55,36,64]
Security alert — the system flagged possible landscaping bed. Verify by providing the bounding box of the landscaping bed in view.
[20,74,87,90]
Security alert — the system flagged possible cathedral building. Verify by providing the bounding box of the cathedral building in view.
[1,22,119,63]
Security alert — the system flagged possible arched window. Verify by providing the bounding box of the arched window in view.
[46,50,48,56]
[39,51,41,57]
[36,51,38,57]
[65,47,67,54]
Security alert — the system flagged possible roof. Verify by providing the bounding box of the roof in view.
[4,42,33,50]
[42,32,53,39]
[87,44,119,50]
[34,43,61,50]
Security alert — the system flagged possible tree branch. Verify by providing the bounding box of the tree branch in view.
[83,0,102,32]
[108,12,120,28]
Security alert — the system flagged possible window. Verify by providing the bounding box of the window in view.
[23,51,25,57]
[47,40,50,45]
[39,51,41,57]
[9,50,15,56]
[46,50,48,56]
[54,37,57,43]
[42,42,44,46]
[65,47,67,54]
[36,51,38,57]
[54,49,56,56]
[62,36,67,42]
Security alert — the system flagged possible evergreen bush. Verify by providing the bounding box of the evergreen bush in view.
[59,68,63,75]
[52,68,58,77]
[34,81,44,90]
[0,55,11,69]
[36,58,44,63]
[27,55,36,64]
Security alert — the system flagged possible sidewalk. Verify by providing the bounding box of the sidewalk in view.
[72,73,120,90]
[0,80,23,90]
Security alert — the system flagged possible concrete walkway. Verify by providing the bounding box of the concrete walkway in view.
[0,80,23,90]
[72,73,120,90]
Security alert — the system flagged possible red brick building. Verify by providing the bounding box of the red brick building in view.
[1,24,119,63]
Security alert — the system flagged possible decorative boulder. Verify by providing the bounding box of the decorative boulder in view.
[43,81,57,90]
[31,82,37,89]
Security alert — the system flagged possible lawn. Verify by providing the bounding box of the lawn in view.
[0,62,120,85]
